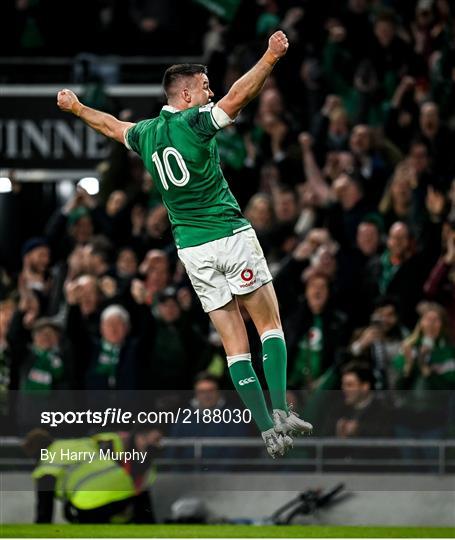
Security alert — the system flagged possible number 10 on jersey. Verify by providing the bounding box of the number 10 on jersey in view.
[152,147,190,190]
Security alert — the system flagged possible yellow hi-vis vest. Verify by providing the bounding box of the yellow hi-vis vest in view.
[91,432,124,453]
[92,432,157,487]
[32,438,98,498]
[60,459,137,510]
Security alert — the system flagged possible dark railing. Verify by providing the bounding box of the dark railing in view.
[1,437,454,474]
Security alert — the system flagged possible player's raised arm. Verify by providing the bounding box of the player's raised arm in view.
[217,31,288,120]
[56,89,135,144]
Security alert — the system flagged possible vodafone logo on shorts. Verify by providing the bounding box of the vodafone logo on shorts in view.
[241,268,254,281]
[240,268,256,288]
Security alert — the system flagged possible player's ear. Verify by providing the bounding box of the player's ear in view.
[182,87,192,103]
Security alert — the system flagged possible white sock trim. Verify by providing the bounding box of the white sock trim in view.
[226,353,251,368]
[260,328,285,344]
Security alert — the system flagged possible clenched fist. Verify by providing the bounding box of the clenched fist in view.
[57,88,82,115]
[268,31,289,60]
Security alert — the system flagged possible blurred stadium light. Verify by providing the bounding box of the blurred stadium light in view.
[77,177,99,195]
[0,177,12,194]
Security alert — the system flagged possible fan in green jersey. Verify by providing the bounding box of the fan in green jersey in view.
[57,31,312,459]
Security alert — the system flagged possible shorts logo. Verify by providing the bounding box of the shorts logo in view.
[241,268,254,282]
[239,377,255,386]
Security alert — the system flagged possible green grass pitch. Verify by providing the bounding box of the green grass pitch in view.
[1,525,454,538]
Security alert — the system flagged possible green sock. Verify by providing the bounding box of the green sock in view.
[228,354,274,432]
[261,329,289,413]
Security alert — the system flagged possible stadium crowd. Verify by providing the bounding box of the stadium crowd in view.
[1,0,455,445]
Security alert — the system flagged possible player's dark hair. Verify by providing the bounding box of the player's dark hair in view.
[162,64,208,97]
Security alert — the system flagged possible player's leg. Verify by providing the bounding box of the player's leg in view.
[238,282,288,413]
[208,298,284,457]
[221,229,288,413]
[239,282,313,437]
[178,235,285,456]
[208,299,272,431]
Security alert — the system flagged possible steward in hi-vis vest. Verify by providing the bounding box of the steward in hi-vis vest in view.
[22,427,162,523]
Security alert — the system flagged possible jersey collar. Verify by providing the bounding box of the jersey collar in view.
[162,105,180,114]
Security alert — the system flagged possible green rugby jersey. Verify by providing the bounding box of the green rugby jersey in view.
[125,103,250,249]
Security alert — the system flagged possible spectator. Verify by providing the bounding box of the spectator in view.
[368,10,412,95]
[138,287,211,390]
[348,124,390,205]
[363,221,436,326]
[323,362,392,440]
[111,247,139,294]
[311,95,350,158]
[83,237,113,278]
[325,172,371,249]
[244,193,275,235]
[64,275,108,386]
[46,190,95,262]
[83,305,140,390]
[393,302,455,446]
[18,238,51,311]
[355,218,383,259]
[65,275,104,333]
[19,318,66,394]
[7,290,41,390]
[9,313,69,429]
[379,161,415,231]
[274,229,333,318]
[417,101,454,181]
[136,250,172,306]
[298,132,333,207]
[349,296,409,390]
[97,190,130,246]
[424,218,455,326]
[336,216,384,325]
[165,372,251,463]
[385,76,419,152]
[130,204,172,260]
[285,272,348,391]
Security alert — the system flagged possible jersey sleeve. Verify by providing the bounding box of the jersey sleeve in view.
[185,103,233,140]
[124,119,154,155]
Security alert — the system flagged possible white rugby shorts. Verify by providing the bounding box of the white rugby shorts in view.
[177,228,272,312]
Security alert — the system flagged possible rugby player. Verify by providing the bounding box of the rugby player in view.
[57,31,312,457]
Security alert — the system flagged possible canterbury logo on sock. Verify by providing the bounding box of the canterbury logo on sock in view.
[263,354,268,361]
[239,377,255,386]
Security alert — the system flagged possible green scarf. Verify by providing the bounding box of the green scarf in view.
[289,315,324,387]
[379,250,401,294]
[96,340,121,387]
[23,347,63,394]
